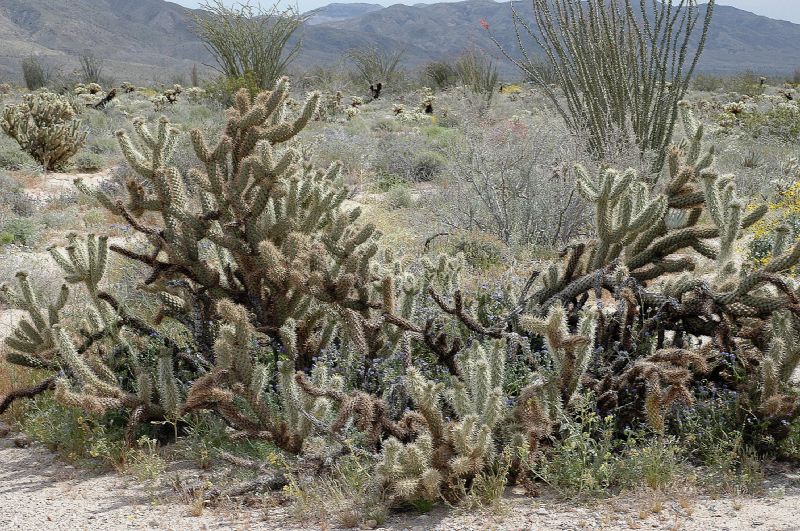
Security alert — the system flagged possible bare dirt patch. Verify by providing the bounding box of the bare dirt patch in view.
[1,435,799,531]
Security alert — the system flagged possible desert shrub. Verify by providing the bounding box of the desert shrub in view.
[87,136,119,155]
[203,71,261,105]
[673,392,765,495]
[0,174,36,217]
[79,51,104,85]
[778,418,800,460]
[21,396,127,467]
[1,91,87,170]
[535,397,687,497]
[741,102,800,142]
[428,118,586,247]
[423,61,458,90]
[452,231,508,270]
[71,151,105,172]
[692,73,724,92]
[455,51,499,107]
[373,135,446,183]
[409,150,446,181]
[347,46,406,88]
[288,455,387,527]
[748,181,800,270]
[0,217,43,247]
[0,145,36,170]
[21,56,51,90]
[721,71,767,96]
[193,0,305,91]
[383,182,413,210]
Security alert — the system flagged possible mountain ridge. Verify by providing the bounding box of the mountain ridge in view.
[0,0,798,84]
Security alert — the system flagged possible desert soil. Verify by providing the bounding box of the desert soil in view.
[1,433,799,531]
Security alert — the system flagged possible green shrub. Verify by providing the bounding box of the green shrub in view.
[383,182,413,210]
[21,56,50,90]
[455,51,499,106]
[21,396,127,467]
[535,398,687,497]
[204,72,261,105]
[721,71,766,96]
[533,401,620,497]
[741,104,800,142]
[423,60,458,90]
[0,145,36,170]
[673,394,765,495]
[0,217,43,246]
[71,151,105,172]
[88,136,119,155]
[453,231,507,270]
[409,150,446,182]
[692,73,724,92]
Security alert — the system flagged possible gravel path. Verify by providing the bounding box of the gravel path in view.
[2,432,799,531]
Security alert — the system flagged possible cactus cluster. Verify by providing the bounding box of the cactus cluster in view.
[375,341,509,503]
[2,80,800,510]
[151,84,184,110]
[1,91,87,170]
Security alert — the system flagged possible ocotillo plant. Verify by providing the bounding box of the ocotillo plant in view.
[491,0,715,172]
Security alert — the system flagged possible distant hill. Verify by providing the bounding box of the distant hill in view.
[0,0,799,85]
[306,3,384,25]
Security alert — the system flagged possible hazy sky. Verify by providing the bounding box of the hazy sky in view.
[169,0,800,23]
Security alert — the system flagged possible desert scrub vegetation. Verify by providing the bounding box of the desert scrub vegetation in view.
[0,70,799,525]
[194,0,306,98]
[0,2,799,525]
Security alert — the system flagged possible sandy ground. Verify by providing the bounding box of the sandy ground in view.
[1,431,799,531]
[0,437,287,531]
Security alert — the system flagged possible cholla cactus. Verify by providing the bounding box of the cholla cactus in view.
[165,84,183,103]
[1,234,169,431]
[376,434,442,503]
[315,91,344,122]
[574,165,667,270]
[77,77,420,379]
[596,347,710,432]
[150,84,183,110]
[185,87,206,103]
[723,101,745,115]
[0,79,429,439]
[1,91,87,170]
[758,311,800,418]
[345,107,360,120]
[420,87,435,114]
[0,272,67,368]
[373,341,511,504]
[521,303,598,410]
